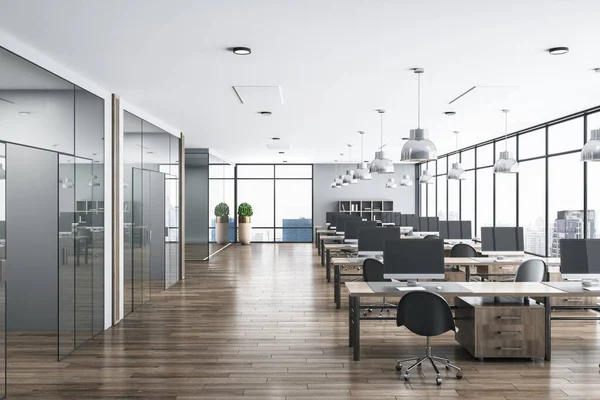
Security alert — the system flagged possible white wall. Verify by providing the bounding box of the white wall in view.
[313,163,417,227]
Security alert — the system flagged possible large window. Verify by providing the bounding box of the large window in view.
[208,164,235,243]
[236,164,313,242]
[419,107,598,255]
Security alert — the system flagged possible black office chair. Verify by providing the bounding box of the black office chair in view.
[450,243,478,281]
[450,243,477,258]
[498,259,547,304]
[395,291,463,385]
[514,259,547,282]
[362,258,395,317]
[423,235,440,240]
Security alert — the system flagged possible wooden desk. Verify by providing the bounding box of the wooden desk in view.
[346,281,595,361]
[330,257,476,309]
[315,228,330,250]
[320,237,345,268]
[322,243,355,281]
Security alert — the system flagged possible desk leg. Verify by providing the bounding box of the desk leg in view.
[321,242,325,266]
[465,266,470,282]
[317,233,321,253]
[334,265,341,309]
[545,296,551,361]
[350,296,361,361]
[326,250,331,283]
[85,241,89,265]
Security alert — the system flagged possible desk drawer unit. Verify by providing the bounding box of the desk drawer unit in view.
[455,297,545,359]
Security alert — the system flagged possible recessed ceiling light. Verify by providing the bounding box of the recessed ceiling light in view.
[18,111,30,116]
[444,111,456,116]
[147,151,154,154]
[282,160,288,163]
[279,151,285,154]
[233,46,251,55]
[271,137,280,141]
[548,46,569,55]
[594,68,600,73]
[259,111,272,116]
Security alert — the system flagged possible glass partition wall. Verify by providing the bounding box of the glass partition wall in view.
[208,156,235,255]
[0,45,105,395]
[123,112,180,316]
[419,106,600,257]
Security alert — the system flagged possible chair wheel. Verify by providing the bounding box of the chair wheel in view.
[363,311,368,316]
[403,372,410,381]
[436,377,442,386]
[456,371,463,379]
[396,364,402,371]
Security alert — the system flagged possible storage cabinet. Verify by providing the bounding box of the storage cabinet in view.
[337,200,393,221]
[454,297,545,359]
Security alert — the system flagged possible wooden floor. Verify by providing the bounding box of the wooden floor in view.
[8,243,600,399]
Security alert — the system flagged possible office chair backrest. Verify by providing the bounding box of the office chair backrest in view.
[450,243,478,258]
[77,228,93,238]
[362,258,390,282]
[423,235,440,240]
[396,291,456,337]
[514,259,547,282]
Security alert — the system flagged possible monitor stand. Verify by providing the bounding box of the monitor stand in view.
[406,280,419,287]
[582,279,600,287]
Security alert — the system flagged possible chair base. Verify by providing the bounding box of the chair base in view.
[395,337,463,385]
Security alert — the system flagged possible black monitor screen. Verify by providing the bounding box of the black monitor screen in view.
[438,221,448,240]
[481,227,524,251]
[560,239,600,276]
[330,213,350,227]
[448,221,462,239]
[335,215,360,231]
[460,221,472,239]
[345,220,378,240]
[383,239,445,279]
[327,212,344,225]
[358,227,401,251]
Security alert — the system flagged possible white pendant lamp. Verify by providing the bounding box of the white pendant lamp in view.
[385,178,398,189]
[370,109,394,174]
[493,110,518,173]
[419,169,433,184]
[448,131,466,180]
[331,159,342,188]
[339,153,348,186]
[401,68,438,162]
[581,129,600,161]
[354,131,372,180]
[400,174,414,187]
[343,144,358,184]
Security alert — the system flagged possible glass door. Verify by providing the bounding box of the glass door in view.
[0,143,6,398]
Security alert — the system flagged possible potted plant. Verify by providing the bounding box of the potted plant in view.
[214,202,230,245]
[238,202,253,245]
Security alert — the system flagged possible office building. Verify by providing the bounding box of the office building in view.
[0,1,599,398]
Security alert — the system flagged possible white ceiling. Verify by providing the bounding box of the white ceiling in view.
[1,0,600,163]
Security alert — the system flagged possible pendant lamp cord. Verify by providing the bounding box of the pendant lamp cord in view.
[504,110,509,151]
[417,72,421,129]
[380,112,383,149]
[360,133,364,163]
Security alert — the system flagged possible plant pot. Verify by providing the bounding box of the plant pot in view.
[238,216,252,245]
[215,217,229,245]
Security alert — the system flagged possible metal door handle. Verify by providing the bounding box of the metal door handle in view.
[498,347,522,351]
[497,316,522,320]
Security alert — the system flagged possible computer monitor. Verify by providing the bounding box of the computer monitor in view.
[329,213,349,229]
[448,221,462,240]
[344,220,378,240]
[335,215,360,234]
[481,227,524,251]
[383,238,445,280]
[326,212,343,225]
[358,226,401,255]
[560,239,600,279]
[460,221,472,239]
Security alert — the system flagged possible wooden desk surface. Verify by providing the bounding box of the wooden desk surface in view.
[332,256,482,266]
[324,243,357,250]
[345,281,572,298]
[469,256,560,266]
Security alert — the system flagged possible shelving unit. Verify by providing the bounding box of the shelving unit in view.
[337,200,393,222]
